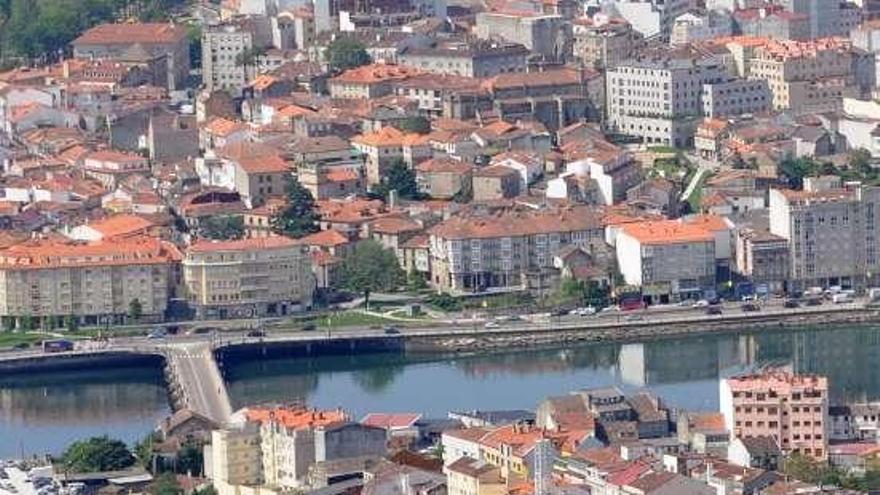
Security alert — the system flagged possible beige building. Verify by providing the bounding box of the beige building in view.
[749,38,856,116]
[0,236,181,327]
[217,142,290,208]
[328,63,419,100]
[202,24,256,96]
[183,236,314,318]
[210,423,264,489]
[351,126,432,187]
[572,16,642,70]
[428,205,605,293]
[416,158,473,200]
[472,165,521,202]
[720,371,829,460]
[446,457,507,495]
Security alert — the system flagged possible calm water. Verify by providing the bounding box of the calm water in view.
[3,325,880,456]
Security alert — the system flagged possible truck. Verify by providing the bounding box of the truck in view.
[41,339,74,353]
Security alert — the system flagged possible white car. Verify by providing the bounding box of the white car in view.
[484,321,501,329]
[692,299,710,308]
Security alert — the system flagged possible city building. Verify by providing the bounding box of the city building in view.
[416,158,473,200]
[615,218,725,302]
[0,236,181,326]
[475,12,570,61]
[352,126,431,186]
[329,63,420,100]
[183,236,314,318]
[71,23,190,90]
[734,6,810,41]
[749,38,857,116]
[829,403,880,442]
[471,165,522,202]
[398,41,529,78]
[202,25,257,95]
[700,78,772,118]
[427,205,605,293]
[572,16,643,70]
[605,47,730,147]
[769,179,880,290]
[670,10,734,46]
[719,371,829,460]
[603,0,696,40]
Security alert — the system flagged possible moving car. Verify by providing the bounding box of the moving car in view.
[383,326,401,335]
[783,300,800,308]
[247,329,266,338]
[705,306,723,315]
[741,303,761,312]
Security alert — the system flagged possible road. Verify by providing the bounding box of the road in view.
[166,343,233,423]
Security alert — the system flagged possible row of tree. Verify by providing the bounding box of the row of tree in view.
[0,0,185,62]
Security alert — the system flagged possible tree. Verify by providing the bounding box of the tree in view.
[271,176,320,238]
[60,436,135,473]
[199,215,245,240]
[150,473,181,495]
[177,441,204,476]
[397,116,430,135]
[406,270,427,292]
[187,24,202,69]
[338,240,405,308]
[779,157,819,190]
[129,298,143,322]
[65,315,79,333]
[425,292,460,311]
[372,160,421,200]
[326,37,370,71]
[781,452,829,484]
[134,432,156,470]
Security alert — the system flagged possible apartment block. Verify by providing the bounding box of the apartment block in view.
[202,25,256,95]
[615,217,731,302]
[720,371,829,460]
[769,179,880,290]
[605,47,729,147]
[700,78,772,118]
[0,236,181,325]
[351,126,431,186]
[427,205,605,293]
[475,13,570,61]
[183,236,314,319]
[749,38,857,116]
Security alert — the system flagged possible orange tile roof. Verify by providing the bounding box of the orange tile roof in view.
[361,413,422,429]
[188,235,300,253]
[352,126,428,148]
[0,236,181,270]
[218,142,290,174]
[73,23,188,45]
[250,75,277,91]
[416,157,473,175]
[86,214,156,238]
[325,168,360,182]
[204,117,249,137]
[479,424,544,457]
[299,229,351,247]
[683,214,731,232]
[620,220,715,246]
[430,205,603,240]
[369,215,422,235]
[247,405,348,430]
[86,149,146,163]
[331,63,420,85]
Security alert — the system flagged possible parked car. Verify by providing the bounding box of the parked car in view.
[247,329,266,338]
[805,297,823,306]
[832,293,850,304]
[783,300,800,309]
[741,303,761,312]
[705,306,723,315]
[187,326,217,335]
[692,299,710,308]
[624,314,644,322]
[42,340,74,353]
[383,326,401,335]
[301,323,316,332]
[484,321,500,329]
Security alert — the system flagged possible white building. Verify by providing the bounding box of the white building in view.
[202,25,256,96]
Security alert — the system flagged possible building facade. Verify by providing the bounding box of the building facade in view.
[183,236,314,318]
[720,371,829,460]
[202,25,256,95]
[398,42,529,78]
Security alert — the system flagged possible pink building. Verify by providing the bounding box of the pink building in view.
[720,370,828,460]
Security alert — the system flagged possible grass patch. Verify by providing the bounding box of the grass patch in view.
[686,171,712,211]
[0,332,44,349]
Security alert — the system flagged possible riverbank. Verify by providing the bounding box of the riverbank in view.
[404,306,880,352]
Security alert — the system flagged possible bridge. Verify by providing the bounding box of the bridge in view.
[0,301,874,425]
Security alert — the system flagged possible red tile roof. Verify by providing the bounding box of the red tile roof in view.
[0,236,181,269]
[188,235,300,253]
[73,23,188,45]
[361,413,422,429]
[247,405,348,430]
[299,229,351,247]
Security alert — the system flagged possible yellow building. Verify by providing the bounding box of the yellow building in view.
[446,457,508,495]
[183,236,314,319]
[0,235,181,326]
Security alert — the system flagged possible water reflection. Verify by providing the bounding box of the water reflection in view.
[225,325,880,416]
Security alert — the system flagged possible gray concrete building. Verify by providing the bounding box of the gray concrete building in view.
[734,7,811,41]
[572,17,643,70]
[701,78,772,118]
[397,41,529,77]
[202,25,256,95]
[779,0,841,38]
[475,13,571,62]
[769,178,880,291]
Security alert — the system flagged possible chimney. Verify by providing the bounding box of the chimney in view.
[388,189,399,208]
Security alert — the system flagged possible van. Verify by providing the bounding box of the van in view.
[832,293,850,304]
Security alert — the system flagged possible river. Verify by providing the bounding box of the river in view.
[2,325,880,457]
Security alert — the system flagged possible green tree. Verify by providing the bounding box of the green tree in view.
[177,442,204,476]
[65,315,79,333]
[234,45,266,76]
[20,315,34,331]
[778,157,819,190]
[187,24,202,69]
[425,292,460,311]
[397,116,430,135]
[61,436,135,473]
[134,432,156,469]
[129,298,143,322]
[150,473,181,495]
[271,176,320,238]
[406,270,427,292]
[339,240,405,308]
[782,452,829,484]
[199,215,245,240]
[2,317,14,332]
[372,160,421,200]
[326,37,370,71]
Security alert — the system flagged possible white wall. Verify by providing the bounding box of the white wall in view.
[616,231,644,286]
